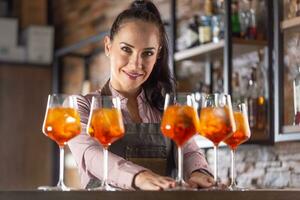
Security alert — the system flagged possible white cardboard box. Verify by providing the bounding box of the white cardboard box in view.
[22,26,54,64]
[0,18,18,47]
[0,46,26,62]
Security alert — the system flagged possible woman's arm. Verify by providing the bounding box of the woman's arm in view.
[67,94,147,190]
[183,135,214,188]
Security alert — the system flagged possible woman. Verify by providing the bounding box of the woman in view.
[68,0,214,190]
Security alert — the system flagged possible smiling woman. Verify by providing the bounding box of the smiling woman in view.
[104,20,160,98]
[68,0,213,191]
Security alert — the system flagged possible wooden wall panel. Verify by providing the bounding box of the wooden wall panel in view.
[0,64,53,189]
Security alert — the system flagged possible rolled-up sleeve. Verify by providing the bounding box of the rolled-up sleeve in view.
[183,135,212,180]
[68,94,146,190]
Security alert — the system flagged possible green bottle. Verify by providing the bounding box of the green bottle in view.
[231,1,240,37]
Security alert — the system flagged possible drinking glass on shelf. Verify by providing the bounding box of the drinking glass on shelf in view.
[87,96,125,191]
[160,93,198,190]
[39,94,81,191]
[223,102,251,190]
[196,93,236,189]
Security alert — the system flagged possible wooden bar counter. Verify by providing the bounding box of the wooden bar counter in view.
[0,189,299,200]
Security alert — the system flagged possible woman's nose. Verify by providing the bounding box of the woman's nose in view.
[129,53,143,69]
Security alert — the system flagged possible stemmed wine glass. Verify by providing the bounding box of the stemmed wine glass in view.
[87,96,125,191]
[160,93,198,190]
[196,93,236,189]
[223,102,251,190]
[39,94,81,191]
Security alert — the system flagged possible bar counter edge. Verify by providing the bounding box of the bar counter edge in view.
[1,189,300,200]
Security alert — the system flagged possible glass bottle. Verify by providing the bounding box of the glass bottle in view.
[255,54,267,131]
[199,15,212,44]
[231,0,241,37]
[247,67,258,129]
[232,72,241,102]
[296,0,300,17]
[293,66,300,125]
[204,0,213,16]
[248,7,257,40]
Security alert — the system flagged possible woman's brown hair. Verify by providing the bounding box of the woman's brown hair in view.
[109,0,175,112]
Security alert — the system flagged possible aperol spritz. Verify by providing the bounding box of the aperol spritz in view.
[161,93,198,189]
[87,96,124,191]
[196,93,236,189]
[40,94,81,191]
[224,102,251,190]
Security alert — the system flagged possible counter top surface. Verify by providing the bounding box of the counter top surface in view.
[1,189,300,200]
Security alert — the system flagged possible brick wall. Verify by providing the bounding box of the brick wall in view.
[205,142,300,189]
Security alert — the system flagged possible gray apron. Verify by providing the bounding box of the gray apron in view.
[86,82,176,189]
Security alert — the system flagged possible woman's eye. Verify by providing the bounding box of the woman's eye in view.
[121,46,131,53]
[143,51,154,57]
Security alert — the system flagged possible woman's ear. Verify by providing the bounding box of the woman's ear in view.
[104,36,111,57]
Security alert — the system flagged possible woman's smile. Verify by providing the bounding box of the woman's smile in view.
[123,70,144,80]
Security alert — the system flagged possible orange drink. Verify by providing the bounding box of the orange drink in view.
[224,112,251,150]
[161,105,198,146]
[39,94,81,191]
[43,107,81,147]
[198,106,234,145]
[88,108,124,147]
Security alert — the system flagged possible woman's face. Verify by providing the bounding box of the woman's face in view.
[104,20,160,94]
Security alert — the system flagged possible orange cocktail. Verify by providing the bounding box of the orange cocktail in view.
[161,105,198,146]
[88,108,124,147]
[43,107,81,147]
[224,112,251,150]
[198,106,234,145]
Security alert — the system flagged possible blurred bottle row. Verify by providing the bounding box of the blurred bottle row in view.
[177,0,266,51]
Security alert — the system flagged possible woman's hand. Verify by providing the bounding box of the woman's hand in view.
[133,171,176,190]
[187,170,215,189]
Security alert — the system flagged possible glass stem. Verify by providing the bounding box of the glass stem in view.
[102,147,109,187]
[177,146,184,185]
[57,146,65,188]
[213,145,219,185]
[230,149,237,187]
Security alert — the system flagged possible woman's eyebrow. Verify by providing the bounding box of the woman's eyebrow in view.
[120,42,156,50]
[120,42,134,48]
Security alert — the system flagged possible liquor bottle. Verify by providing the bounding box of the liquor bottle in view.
[204,0,214,16]
[255,53,267,131]
[247,67,258,129]
[199,15,212,44]
[231,0,241,37]
[248,7,257,39]
[296,0,300,16]
[239,0,251,38]
[232,72,241,102]
[293,66,300,125]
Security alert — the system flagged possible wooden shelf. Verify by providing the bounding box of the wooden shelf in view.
[174,38,267,62]
[232,37,267,46]
[233,38,267,57]
[281,16,300,30]
[0,61,51,67]
[174,40,224,62]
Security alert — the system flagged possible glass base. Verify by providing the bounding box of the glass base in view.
[228,185,249,191]
[87,184,120,191]
[38,185,71,191]
[165,180,197,191]
[198,183,229,191]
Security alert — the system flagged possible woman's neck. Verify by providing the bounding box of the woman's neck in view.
[110,81,141,100]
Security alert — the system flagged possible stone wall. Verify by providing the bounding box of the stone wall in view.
[205,142,300,189]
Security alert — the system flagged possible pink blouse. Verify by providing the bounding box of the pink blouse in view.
[68,86,211,190]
